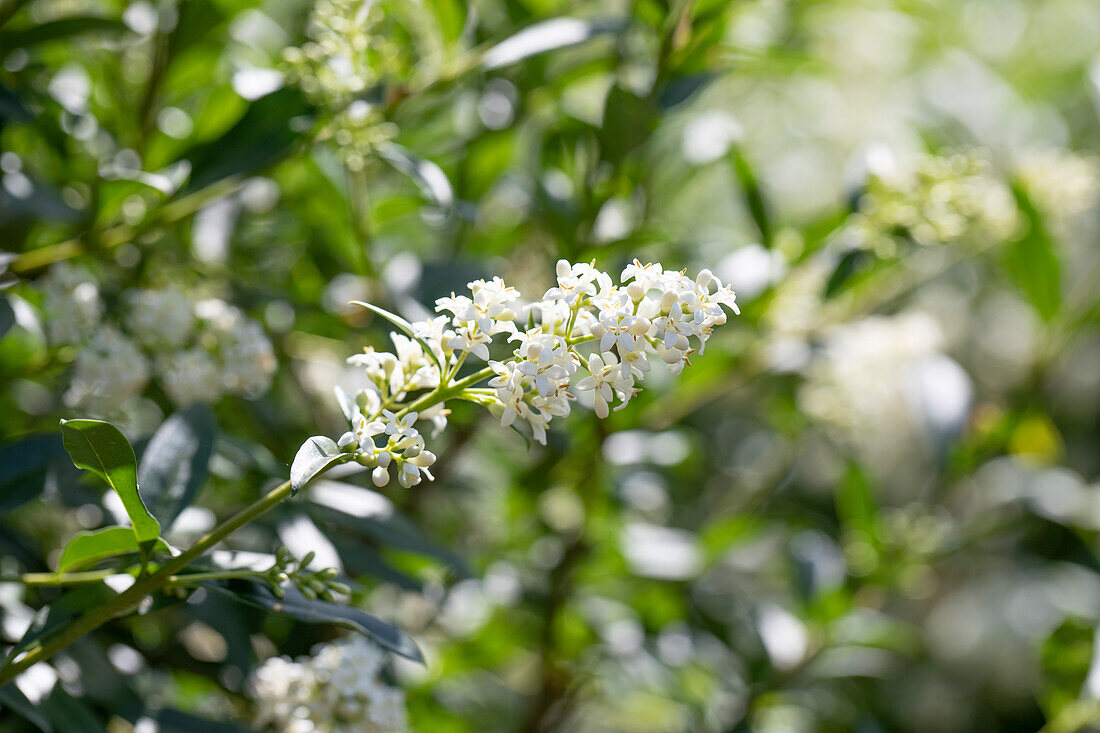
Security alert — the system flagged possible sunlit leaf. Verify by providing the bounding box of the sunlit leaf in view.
[57,526,173,572]
[482,17,623,70]
[290,436,347,495]
[1003,185,1062,322]
[60,419,160,543]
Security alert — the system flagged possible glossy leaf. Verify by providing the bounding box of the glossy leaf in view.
[61,419,160,542]
[57,526,173,572]
[350,300,444,372]
[482,17,623,70]
[728,146,773,248]
[138,405,216,527]
[290,436,347,494]
[180,87,312,195]
[309,480,471,576]
[202,580,424,662]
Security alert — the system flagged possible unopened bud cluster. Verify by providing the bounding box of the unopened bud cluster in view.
[268,547,352,602]
[337,259,738,487]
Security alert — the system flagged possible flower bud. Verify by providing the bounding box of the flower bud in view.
[376,451,391,468]
[626,282,645,302]
[372,465,390,487]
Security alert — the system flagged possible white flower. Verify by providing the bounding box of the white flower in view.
[251,635,408,732]
[125,287,195,348]
[41,262,102,345]
[66,328,151,412]
[341,259,738,450]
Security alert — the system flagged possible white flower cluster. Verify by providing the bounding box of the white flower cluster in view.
[251,636,407,733]
[40,262,103,345]
[848,151,1018,255]
[341,260,738,485]
[798,312,972,485]
[1014,148,1099,224]
[38,265,277,413]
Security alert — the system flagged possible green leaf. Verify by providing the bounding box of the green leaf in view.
[350,300,444,373]
[0,16,127,50]
[179,87,312,195]
[0,683,52,732]
[836,461,877,538]
[824,248,873,298]
[1040,619,1094,720]
[375,142,454,208]
[598,84,658,167]
[41,685,107,733]
[481,17,624,70]
[308,480,471,576]
[1003,185,1062,322]
[290,436,347,494]
[201,580,424,662]
[138,405,216,528]
[0,433,65,516]
[426,0,466,41]
[728,145,773,248]
[60,419,160,543]
[57,526,173,572]
[155,708,253,733]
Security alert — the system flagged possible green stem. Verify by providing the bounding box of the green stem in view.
[3,569,122,587]
[396,366,495,418]
[0,480,294,686]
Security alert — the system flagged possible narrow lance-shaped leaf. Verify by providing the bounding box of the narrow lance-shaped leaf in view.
[290,436,348,494]
[201,580,424,663]
[57,526,174,572]
[138,405,216,528]
[350,300,444,373]
[60,419,160,543]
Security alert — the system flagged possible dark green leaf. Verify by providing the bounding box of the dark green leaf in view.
[0,296,13,339]
[57,526,172,572]
[0,16,126,50]
[0,434,65,515]
[290,436,347,494]
[155,708,252,733]
[728,146,772,247]
[60,419,160,543]
[598,84,657,167]
[0,84,33,124]
[824,248,873,298]
[309,480,471,576]
[202,580,424,662]
[8,583,117,661]
[0,683,52,732]
[41,685,107,733]
[180,87,312,195]
[138,405,216,528]
[1003,185,1062,322]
